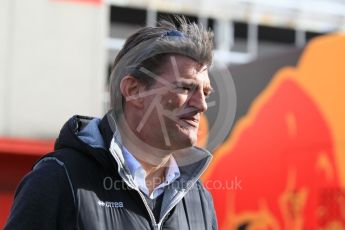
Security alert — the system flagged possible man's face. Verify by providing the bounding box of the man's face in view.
[138,54,212,150]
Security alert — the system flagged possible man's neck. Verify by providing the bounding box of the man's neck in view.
[138,156,170,195]
[124,141,172,195]
[117,116,172,194]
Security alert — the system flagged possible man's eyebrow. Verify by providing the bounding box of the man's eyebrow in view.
[171,80,214,93]
[171,80,193,85]
[171,79,213,87]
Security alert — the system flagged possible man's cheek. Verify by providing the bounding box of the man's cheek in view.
[161,93,181,112]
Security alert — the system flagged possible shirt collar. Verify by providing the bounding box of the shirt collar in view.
[122,146,142,177]
[164,156,180,185]
[122,146,181,186]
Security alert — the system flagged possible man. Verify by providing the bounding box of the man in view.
[5,17,217,229]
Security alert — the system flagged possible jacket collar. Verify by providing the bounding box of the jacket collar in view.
[55,112,213,190]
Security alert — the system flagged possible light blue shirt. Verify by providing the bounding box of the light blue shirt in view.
[122,146,180,199]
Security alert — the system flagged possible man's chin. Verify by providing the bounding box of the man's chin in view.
[168,132,198,150]
[147,122,198,150]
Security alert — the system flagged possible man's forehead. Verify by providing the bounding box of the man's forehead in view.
[177,71,210,83]
[163,55,208,76]
[177,66,210,84]
[164,54,203,69]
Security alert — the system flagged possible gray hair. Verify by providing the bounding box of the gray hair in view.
[109,16,214,116]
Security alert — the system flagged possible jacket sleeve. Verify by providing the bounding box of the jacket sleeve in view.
[4,158,75,230]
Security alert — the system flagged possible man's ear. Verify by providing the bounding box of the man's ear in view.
[120,75,145,109]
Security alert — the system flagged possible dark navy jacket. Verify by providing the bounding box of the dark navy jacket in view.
[4,115,217,230]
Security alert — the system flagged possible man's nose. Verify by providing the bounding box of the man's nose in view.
[188,89,208,113]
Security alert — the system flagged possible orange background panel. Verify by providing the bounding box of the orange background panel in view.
[203,34,345,229]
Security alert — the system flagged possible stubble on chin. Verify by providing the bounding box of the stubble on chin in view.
[166,118,198,149]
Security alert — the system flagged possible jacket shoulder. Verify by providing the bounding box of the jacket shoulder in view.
[4,155,76,230]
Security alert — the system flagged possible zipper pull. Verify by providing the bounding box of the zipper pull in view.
[152,223,159,230]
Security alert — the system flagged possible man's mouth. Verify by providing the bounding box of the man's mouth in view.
[178,116,199,128]
[175,108,200,128]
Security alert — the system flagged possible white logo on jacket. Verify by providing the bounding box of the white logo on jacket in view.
[97,200,124,208]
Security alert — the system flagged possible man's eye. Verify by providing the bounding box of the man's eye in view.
[174,86,191,94]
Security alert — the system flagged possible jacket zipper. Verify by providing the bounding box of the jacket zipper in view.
[157,155,212,229]
[110,145,158,228]
[123,179,159,228]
